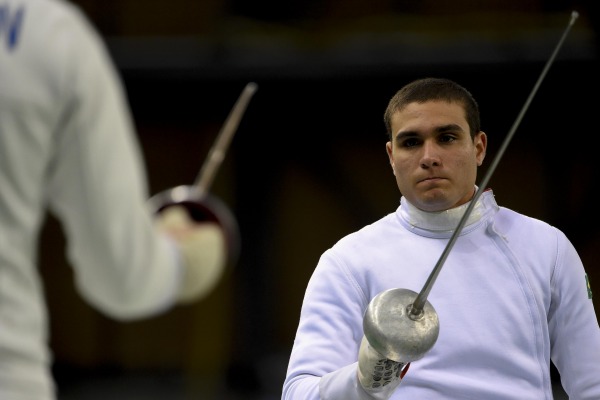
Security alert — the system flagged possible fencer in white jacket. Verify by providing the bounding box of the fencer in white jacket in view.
[0,0,227,398]
[282,78,600,399]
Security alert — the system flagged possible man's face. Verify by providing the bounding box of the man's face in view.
[386,100,487,212]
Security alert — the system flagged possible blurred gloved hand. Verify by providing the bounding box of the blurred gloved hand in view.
[155,205,227,304]
[357,335,410,399]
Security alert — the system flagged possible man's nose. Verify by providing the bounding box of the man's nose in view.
[420,141,441,168]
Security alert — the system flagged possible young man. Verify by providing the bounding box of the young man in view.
[282,77,600,399]
[0,0,229,398]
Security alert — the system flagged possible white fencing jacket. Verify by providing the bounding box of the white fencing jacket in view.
[0,0,183,398]
[283,189,600,399]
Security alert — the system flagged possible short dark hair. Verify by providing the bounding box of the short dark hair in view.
[383,78,481,140]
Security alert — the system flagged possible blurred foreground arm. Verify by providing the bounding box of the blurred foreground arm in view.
[42,3,225,319]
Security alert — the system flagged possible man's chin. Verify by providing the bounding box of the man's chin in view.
[414,192,453,212]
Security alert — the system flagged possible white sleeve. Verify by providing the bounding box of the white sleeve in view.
[282,250,372,399]
[320,363,377,400]
[43,4,183,320]
[549,229,600,399]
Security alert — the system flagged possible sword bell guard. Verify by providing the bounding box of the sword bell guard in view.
[363,288,440,363]
[148,185,240,267]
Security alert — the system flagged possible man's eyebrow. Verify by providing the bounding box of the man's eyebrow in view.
[394,130,418,141]
[437,123,464,133]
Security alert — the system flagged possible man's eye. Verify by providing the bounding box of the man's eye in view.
[402,138,419,148]
[439,135,456,143]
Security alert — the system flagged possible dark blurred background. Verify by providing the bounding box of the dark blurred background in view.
[38,0,599,399]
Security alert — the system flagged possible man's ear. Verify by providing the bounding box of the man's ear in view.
[475,131,487,166]
[386,142,395,175]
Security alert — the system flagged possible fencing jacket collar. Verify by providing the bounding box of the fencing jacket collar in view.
[398,186,497,233]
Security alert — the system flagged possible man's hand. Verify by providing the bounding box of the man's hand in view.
[358,336,410,399]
